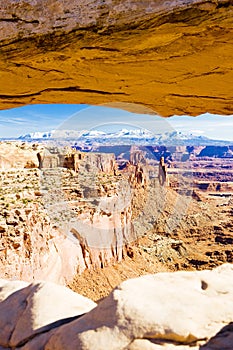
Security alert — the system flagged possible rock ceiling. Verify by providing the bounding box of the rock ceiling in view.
[0,0,233,116]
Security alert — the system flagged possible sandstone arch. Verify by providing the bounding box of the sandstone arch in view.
[0,0,233,116]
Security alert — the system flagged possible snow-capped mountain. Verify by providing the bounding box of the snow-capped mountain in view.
[81,130,107,137]
[18,128,154,139]
[81,128,155,139]
[18,129,229,146]
[18,131,55,139]
[18,130,85,139]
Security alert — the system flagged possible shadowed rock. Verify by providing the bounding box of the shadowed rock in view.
[0,280,96,348]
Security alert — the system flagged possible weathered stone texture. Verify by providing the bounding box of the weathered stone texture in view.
[0,1,233,116]
[1,265,233,349]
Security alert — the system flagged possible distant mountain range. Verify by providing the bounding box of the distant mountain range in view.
[18,128,155,140]
[18,131,55,139]
[17,129,231,146]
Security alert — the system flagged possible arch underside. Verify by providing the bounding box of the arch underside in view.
[0,0,233,116]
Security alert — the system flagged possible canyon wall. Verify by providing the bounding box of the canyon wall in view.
[0,143,149,284]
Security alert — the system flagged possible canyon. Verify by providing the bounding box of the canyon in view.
[1,141,233,292]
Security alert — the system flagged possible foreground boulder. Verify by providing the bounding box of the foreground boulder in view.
[0,280,96,348]
[44,264,233,349]
[0,265,233,349]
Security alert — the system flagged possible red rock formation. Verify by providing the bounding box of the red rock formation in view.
[158,157,167,186]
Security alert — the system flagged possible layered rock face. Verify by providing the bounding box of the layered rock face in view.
[0,142,42,169]
[40,150,148,271]
[0,264,233,349]
[0,168,89,284]
[38,148,116,173]
[0,0,233,116]
[0,142,148,283]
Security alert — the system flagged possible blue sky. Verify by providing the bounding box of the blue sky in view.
[0,103,233,141]
[0,104,87,138]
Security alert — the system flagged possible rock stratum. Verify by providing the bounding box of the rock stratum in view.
[0,264,233,349]
[0,142,149,284]
[1,0,233,116]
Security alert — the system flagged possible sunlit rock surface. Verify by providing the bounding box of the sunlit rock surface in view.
[0,0,233,116]
[0,143,148,284]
